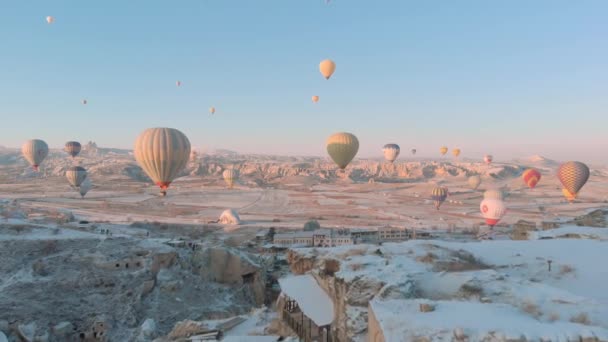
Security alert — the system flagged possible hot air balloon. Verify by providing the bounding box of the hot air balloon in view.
[46,16,54,24]
[522,168,541,189]
[431,186,448,210]
[439,146,448,156]
[411,149,417,155]
[79,178,92,198]
[134,128,191,196]
[312,96,319,103]
[382,144,400,163]
[480,198,506,227]
[562,188,577,202]
[326,132,359,169]
[82,99,87,105]
[319,59,336,80]
[484,155,493,165]
[64,141,82,158]
[176,81,181,87]
[468,175,481,190]
[66,166,87,188]
[484,189,505,200]
[557,161,590,202]
[223,169,239,189]
[452,148,461,158]
[209,107,216,115]
[22,139,49,171]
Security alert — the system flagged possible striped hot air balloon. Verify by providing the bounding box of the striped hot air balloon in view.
[64,141,82,158]
[468,175,481,190]
[326,132,359,170]
[223,169,239,189]
[522,168,541,189]
[431,186,448,210]
[65,166,87,187]
[439,146,448,156]
[134,128,191,196]
[382,144,400,163]
[22,139,49,171]
[557,161,589,202]
[480,198,506,227]
[452,148,461,158]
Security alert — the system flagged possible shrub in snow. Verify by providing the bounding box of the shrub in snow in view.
[303,219,320,231]
[219,209,240,225]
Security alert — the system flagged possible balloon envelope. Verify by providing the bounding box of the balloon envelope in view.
[439,146,448,156]
[326,132,359,169]
[64,141,82,158]
[22,139,49,171]
[79,179,92,198]
[319,59,336,80]
[46,16,54,24]
[66,166,87,187]
[223,169,239,188]
[480,198,506,227]
[411,149,417,155]
[382,144,400,163]
[210,107,216,114]
[134,128,191,196]
[522,168,541,189]
[452,148,461,157]
[312,96,319,103]
[431,186,448,210]
[468,175,481,190]
[484,155,493,165]
[557,161,589,201]
[484,189,505,200]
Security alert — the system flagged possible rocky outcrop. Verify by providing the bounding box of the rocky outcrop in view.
[571,209,607,228]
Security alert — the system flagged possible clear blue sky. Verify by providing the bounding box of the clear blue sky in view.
[1,0,607,162]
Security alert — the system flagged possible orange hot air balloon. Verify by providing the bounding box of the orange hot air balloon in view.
[452,148,461,158]
[562,188,577,202]
[522,168,541,189]
[312,96,319,103]
[439,146,448,156]
[319,59,336,80]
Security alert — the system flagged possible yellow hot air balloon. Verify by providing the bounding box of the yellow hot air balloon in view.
[452,148,461,158]
[46,16,54,24]
[223,169,239,188]
[209,107,216,115]
[134,128,191,196]
[312,96,319,103]
[319,59,336,80]
[326,132,359,169]
[439,146,448,156]
[22,139,49,171]
[468,175,481,190]
[66,166,87,187]
[562,188,577,202]
[557,161,590,202]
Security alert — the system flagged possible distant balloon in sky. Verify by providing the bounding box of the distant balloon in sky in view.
[79,178,92,198]
[522,168,541,189]
[64,141,81,158]
[431,186,448,210]
[480,198,506,227]
[557,161,589,203]
[82,99,87,105]
[46,16,54,24]
[134,128,191,196]
[209,107,216,115]
[319,59,336,80]
[452,148,461,158]
[484,155,493,165]
[176,81,181,87]
[66,166,87,188]
[468,175,481,190]
[22,139,49,171]
[439,146,448,156]
[382,144,400,163]
[411,148,417,155]
[312,96,319,103]
[223,169,239,189]
[326,132,359,169]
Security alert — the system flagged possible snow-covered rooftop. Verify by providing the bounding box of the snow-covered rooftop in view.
[278,274,334,326]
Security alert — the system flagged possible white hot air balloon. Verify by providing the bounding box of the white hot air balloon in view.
[480,198,506,227]
[134,128,191,196]
[22,139,49,171]
[223,169,239,188]
[382,144,400,163]
[468,175,481,190]
[66,166,87,187]
[209,107,216,115]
